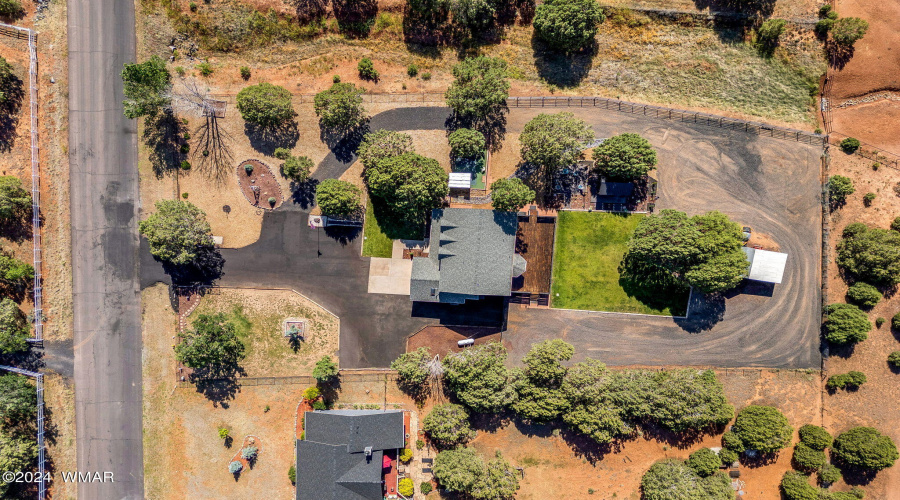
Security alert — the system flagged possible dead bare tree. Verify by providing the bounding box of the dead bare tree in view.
[167,79,234,179]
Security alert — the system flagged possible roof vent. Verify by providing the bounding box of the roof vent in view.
[364,446,372,457]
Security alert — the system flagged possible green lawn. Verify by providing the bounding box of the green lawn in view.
[362,201,394,258]
[551,211,689,316]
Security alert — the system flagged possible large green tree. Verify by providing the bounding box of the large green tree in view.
[423,403,475,448]
[560,359,629,444]
[357,129,414,172]
[0,0,24,19]
[823,303,871,345]
[471,452,520,500]
[0,254,33,288]
[121,56,171,119]
[533,0,605,53]
[732,405,793,454]
[450,0,495,35]
[312,356,339,382]
[837,223,900,285]
[511,340,574,422]
[0,374,36,432]
[832,427,899,471]
[592,133,658,180]
[391,347,432,389]
[448,128,486,159]
[0,56,18,105]
[519,112,594,178]
[236,82,296,127]
[640,459,734,500]
[316,179,362,216]
[0,176,31,223]
[828,175,855,206]
[0,299,29,354]
[175,313,246,369]
[364,152,448,221]
[314,82,367,131]
[139,200,214,266]
[625,209,748,293]
[490,178,535,212]
[0,434,37,498]
[433,447,484,492]
[442,342,515,413]
[445,57,509,123]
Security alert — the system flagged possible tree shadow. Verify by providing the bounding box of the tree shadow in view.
[496,0,536,25]
[641,422,724,449]
[0,209,35,243]
[402,2,452,47]
[0,71,24,153]
[825,338,858,359]
[530,33,596,88]
[143,111,188,178]
[559,427,627,465]
[837,464,879,486]
[617,255,697,321]
[469,411,513,434]
[672,292,726,333]
[160,247,225,287]
[739,449,780,468]
[323,225,362,245]
[190,362,246,408]
[193,115,235,184]
[332,0,378,37]
[827,43,856,71]
[319,123,368,164]
[369,197,427,240]
[290,178,320,209]
[692,0,776,18]
[245,121,299,156]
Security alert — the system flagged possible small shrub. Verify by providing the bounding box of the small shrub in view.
[288,464,296,484]
[241,446,258,461]
[798,424,833,450]
[198,62,213,77]
[826,371,867,390]
[399,448,413,463]
[415,439,425,450]
[846,282,882,308]
[757,18,787,46]
[273,147,292,160]
[891,217,900,232]
[240,66,251,80]
[818,4,833,17]
[189,1,197,12]
[282,155,313,182]
[407,64,419,77]
[299,431,305,440]
[244,164,254,174]
[183,132,191,140]
[264,405,270,413]
[332,74,341,83]
[268,196,276,205]
[312,400,327,410]
[0,0,24,18]
[817,463,841,485]
[840,137,861,153]
[420,481,432,494]
[816,18,835,35]
[876,317,886,328]
[229,461,243,473]
[422,72,431,80]
[824,303,871,345]
[180,160,191,170]
[398,477,414,497]
[792,442,827,472]
[181,192,189,199]
[888,351,900,369]
[863,192,876,206]
[175,66,186,76]
[828,175,855,205]
[358,58,378,80]
[303,386,321,401]
[873,162,881,170]
[180,143,190,154]
[893,311,900,330]
[719,448,739,466]
[218,427,229,439]
[815,127,823,135]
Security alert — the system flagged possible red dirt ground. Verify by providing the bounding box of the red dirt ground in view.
[236,159,284,210]
[826,0,900,153]
[406,326,503,357]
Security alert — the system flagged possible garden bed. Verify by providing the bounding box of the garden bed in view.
[236,160,284,210]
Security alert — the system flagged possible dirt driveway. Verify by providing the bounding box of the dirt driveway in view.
[502,107,824,369]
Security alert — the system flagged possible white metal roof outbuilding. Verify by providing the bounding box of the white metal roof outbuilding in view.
[449,172,472,189]
[742,247,788,284]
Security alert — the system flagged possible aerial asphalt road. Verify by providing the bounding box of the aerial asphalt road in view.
[68,0,144,498]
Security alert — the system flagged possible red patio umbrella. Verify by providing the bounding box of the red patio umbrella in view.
[382,455,392,468]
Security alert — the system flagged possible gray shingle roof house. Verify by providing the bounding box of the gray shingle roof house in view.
[296,410,406,500]
[410,208,523,304]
